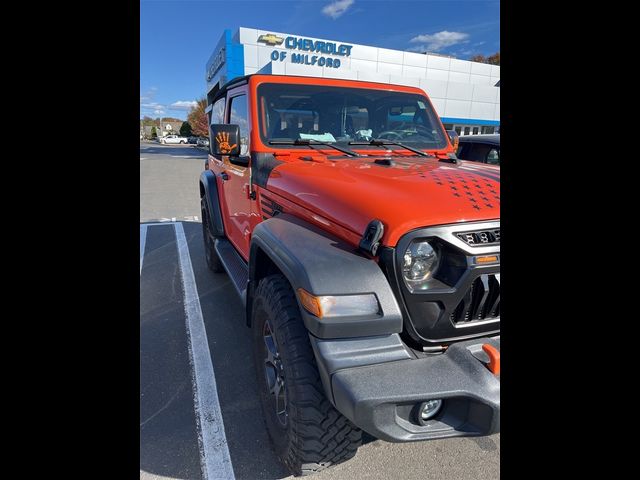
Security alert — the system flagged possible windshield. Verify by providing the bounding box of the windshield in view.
[257,83,448,150]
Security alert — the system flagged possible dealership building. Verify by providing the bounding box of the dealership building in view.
[206,27,500,135]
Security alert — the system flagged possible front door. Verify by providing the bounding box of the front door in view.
[219,90,252,260]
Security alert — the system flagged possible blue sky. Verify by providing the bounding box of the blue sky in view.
[140,0,500,120]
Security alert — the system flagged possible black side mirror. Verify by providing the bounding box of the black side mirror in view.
[447,130,459,151]
[211,124,241,157]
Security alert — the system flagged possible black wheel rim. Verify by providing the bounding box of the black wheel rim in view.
[263,319,287,427]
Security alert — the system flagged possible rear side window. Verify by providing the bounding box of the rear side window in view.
[487,148,500,165]
[209,97,226,150]
[211,97,225,124]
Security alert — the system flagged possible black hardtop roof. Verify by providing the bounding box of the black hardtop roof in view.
[210,73,425,105]
[458,134,500,144]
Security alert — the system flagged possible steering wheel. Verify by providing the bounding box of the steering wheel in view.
[378,122,438,141]
[377,130,404,140]
[412,124,437,141]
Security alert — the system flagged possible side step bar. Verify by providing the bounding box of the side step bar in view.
[214,238,249,305]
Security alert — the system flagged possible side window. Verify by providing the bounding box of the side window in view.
[212,97,225,124]
[208,97,226,153]
[467,143,492,162]
[229,95,249,156]
[457,143,468,158]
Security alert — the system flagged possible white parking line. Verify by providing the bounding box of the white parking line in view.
[174,222,235,480]
[140,224,148,275]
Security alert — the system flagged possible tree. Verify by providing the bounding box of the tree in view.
[141,116,155,126]
[469,52,500,65]
[151,126,157,139]
[187,97,208,137]
[180,121,193,137]
[159,116,181,123]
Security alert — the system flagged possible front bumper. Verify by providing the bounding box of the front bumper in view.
[310,334,500,442]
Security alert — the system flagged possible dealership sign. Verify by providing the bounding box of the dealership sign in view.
[259,34,352,68]
[206,46,226,81]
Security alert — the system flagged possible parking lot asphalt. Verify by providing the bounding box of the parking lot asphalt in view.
[140,144,500,480]
[140,143,208,223]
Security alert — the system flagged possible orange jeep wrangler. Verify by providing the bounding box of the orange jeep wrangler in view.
[199,74,500,476]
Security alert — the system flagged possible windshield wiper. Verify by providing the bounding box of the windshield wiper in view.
[269,139,362,157]
[348,139,434,158]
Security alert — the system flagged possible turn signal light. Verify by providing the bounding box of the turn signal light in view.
[297,289,379,318]
[297,288,323,318]
[475,255,499,264]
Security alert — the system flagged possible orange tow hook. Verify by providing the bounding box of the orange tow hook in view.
[482,344,500,375]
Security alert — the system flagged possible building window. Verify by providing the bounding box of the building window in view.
[481,126,495,134]
[472,127,479,135]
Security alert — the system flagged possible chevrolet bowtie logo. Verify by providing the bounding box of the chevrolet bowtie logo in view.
[258,34,284,46]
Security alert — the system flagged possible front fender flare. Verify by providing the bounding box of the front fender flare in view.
[199,170,224,237]
[249,214,403,339]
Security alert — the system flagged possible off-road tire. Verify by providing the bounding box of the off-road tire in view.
[201,198,224,273]
[252,274,362,476]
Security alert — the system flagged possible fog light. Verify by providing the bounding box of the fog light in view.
[418,399,442,424]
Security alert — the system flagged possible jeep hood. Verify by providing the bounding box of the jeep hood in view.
[265,156,500,247]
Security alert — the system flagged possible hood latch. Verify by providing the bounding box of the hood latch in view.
[359,219,385,256]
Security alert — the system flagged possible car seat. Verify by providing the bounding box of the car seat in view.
[271,117,298,139]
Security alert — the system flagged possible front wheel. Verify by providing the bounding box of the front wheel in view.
[252,274,362,476]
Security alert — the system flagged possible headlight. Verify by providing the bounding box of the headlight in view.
[403,240,439,292]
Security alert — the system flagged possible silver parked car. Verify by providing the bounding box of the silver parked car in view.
[160,134,188,145]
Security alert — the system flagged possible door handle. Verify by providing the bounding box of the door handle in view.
[220,172,229,181]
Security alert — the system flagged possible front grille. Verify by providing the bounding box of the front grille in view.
[457,229,500,246]
[450,274,500,324]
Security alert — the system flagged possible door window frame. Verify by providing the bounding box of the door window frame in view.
[226,87,251,167]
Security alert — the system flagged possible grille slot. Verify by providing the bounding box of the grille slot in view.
[457,229,500,246]
[260,195,283,220]
[450,273,500,324]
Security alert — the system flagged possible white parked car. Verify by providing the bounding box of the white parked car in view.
[160,134,188,144]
